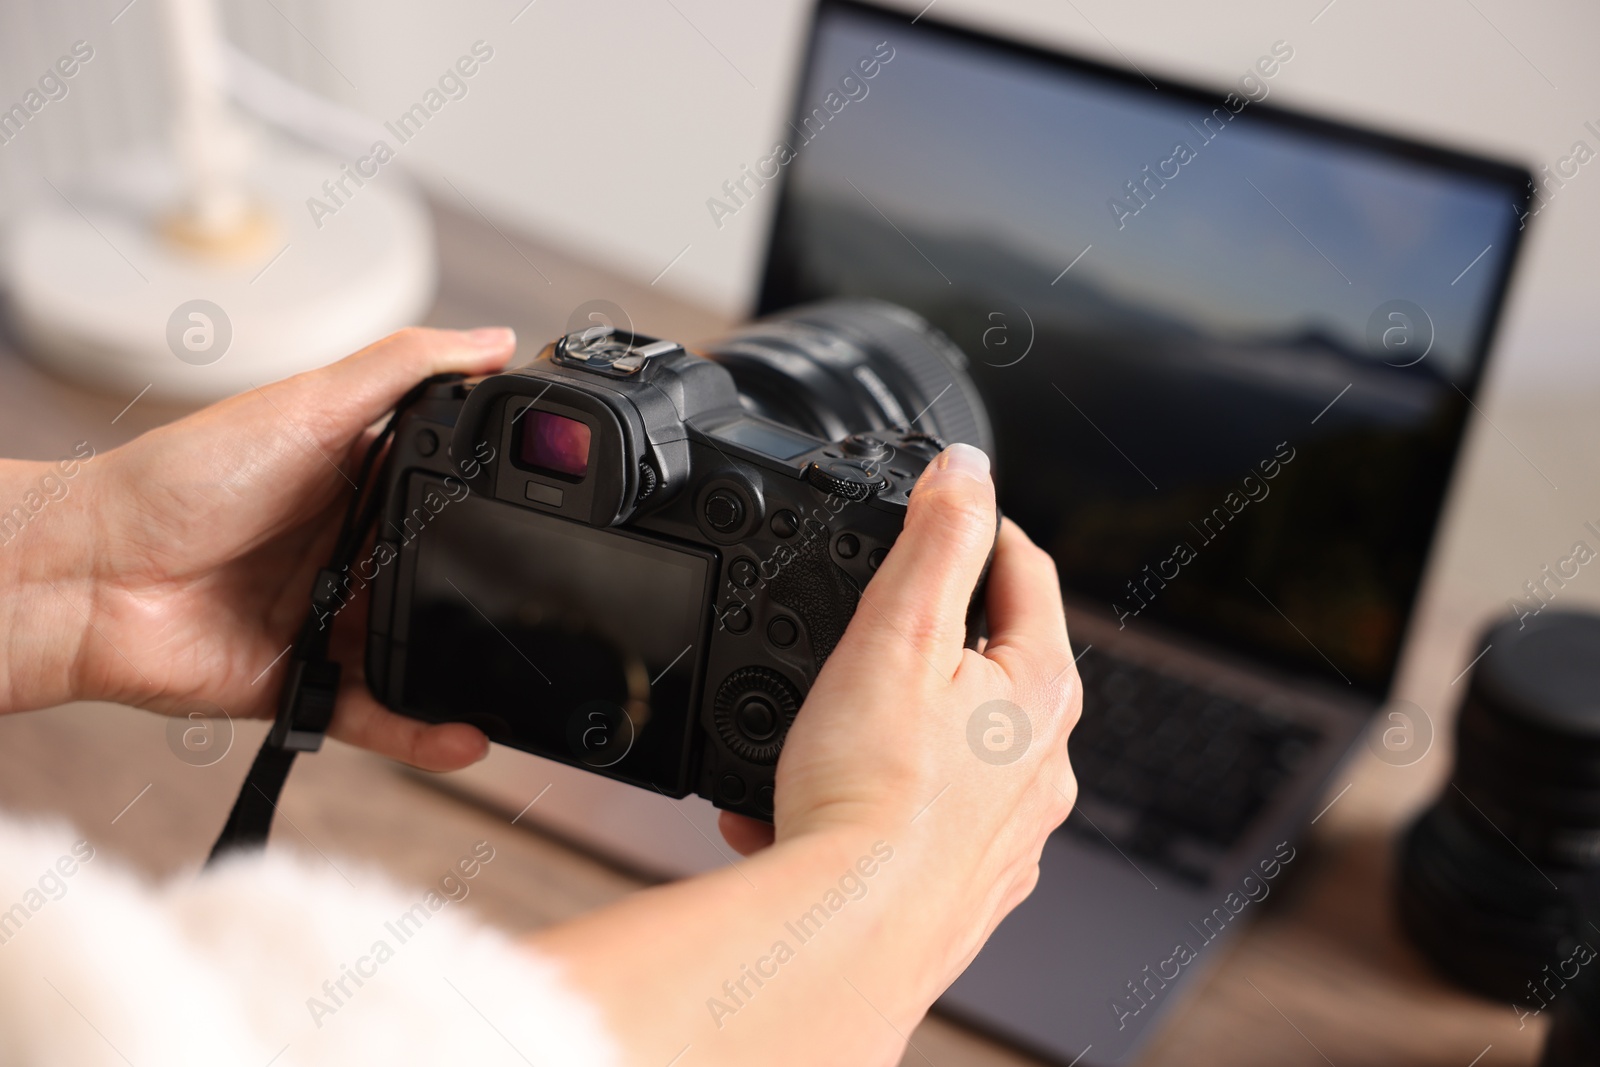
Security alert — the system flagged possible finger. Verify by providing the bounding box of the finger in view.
[718,811,776,856]
[980,519,1073,685]
[342,425,384,469]
[266,326,518,448]
[328,689,490,772]
[850,443,996,676]
[321,595,488,771]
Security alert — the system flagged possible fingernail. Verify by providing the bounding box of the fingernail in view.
[935,442,991,484]
[465,326,515,349]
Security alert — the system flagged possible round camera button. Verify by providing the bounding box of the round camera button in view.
[721,603,752,634]
[756,785,775,814]
[767,616,798,648]
[719,774,748,804]
[704,489,745,532]
[735,696,780,742]
[836,533,860,559]
[730,558,759,588]
[869,547,888,570]
[770,510,799,538]
[842,433,889,459]
[415,429,439,457]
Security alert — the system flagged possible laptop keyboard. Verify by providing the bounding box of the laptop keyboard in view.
[1063,651,1323,885]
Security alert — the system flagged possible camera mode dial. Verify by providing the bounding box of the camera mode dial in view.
[841,433,890,459]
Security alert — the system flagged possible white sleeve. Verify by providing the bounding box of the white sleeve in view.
[0,811,621,1067]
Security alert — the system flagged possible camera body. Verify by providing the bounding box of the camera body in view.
[363,301,991,820]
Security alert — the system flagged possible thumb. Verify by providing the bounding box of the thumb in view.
[849,443,996,678]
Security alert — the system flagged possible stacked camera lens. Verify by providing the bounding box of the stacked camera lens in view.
[1399,610,1600,1001]
[1539,887,1600,1067]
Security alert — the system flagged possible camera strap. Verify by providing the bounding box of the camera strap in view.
[207,375,461,866]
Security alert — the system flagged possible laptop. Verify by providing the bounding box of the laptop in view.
[749,1,1532,1062]
[440,2,1532,1063]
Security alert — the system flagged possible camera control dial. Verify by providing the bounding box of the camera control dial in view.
[804,457,890,501]
[714,667,800,765]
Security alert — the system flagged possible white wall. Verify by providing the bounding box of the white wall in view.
[6,0,1595,395]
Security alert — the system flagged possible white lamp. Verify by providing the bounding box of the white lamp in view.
[1,0,436,403]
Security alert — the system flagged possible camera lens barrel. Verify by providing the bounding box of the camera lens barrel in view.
[702,299,994,456]
[1399,611,1600,1000]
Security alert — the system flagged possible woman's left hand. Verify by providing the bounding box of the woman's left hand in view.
[0,326,516,771]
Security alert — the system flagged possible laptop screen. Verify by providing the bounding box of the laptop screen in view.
[757,0,1531,698]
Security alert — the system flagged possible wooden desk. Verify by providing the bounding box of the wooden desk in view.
[1,197,1593,1066]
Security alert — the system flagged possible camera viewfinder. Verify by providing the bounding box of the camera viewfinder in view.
[521,410,592,479]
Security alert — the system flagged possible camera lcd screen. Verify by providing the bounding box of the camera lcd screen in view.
[758,1,1530,697]
[713,417,820,460]
[519,410,592,479]
[398,478,713,792]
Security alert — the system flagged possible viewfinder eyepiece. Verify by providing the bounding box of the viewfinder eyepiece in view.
[521,410,592,479]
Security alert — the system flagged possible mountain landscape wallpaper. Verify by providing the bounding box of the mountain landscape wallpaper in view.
[758,5,1523,694]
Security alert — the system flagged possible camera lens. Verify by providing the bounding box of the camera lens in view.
[1541,890,1600,1066]
[701,299,994,454]
[1399,610,1600,999]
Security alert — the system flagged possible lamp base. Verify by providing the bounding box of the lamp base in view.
[2,141,435,404]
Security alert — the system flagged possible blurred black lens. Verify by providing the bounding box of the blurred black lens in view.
[1539,889,1600,1066]
[701,299,994,455]
[1399,611,1600,1000]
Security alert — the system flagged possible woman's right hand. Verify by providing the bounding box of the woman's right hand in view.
[539,443,1079,1067]
[723,442,1082,1003]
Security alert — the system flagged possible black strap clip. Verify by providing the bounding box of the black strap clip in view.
[267,657,341,753]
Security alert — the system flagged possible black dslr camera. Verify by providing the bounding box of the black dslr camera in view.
[363,300,993,821]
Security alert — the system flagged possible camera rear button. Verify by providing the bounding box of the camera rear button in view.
[869,547,888,570]
[526,482,564,507]
[756,785,775,814]
[719,774,748,804]
[770,510,799,538]
[836,533,860,559]
[730,558,759,587]
[704,489,745,533]
[721,603,752,634]
[735,697,781,742]
[767,616,798,648]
